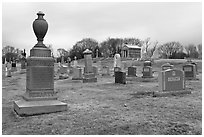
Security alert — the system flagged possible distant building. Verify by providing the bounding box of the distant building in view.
[121,44,141,58]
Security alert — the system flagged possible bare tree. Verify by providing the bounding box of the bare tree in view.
[158,42,183,59]
[143,37,151,54]
[147,41,158,58]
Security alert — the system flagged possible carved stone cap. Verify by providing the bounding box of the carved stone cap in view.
[83,49,92,54]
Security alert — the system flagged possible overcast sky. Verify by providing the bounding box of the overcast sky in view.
[2,2,202,56]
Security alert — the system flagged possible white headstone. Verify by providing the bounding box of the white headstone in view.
[73,56,78,67]
[113,53,122,68]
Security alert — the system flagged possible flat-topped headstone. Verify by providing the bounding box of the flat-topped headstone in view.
[14,11,67,116]
[101,66,110,76]
[127,66,137,77]
[72,67,83,80]
[115,71,126,84]
[161,63,174,71]
[83,49,97,83]
[142,66,153,78]
[183,64,196,80]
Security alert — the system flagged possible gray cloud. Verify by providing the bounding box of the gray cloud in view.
[2,2,202,56]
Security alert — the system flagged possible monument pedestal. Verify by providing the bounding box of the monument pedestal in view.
[83,73,97,83]
[13,11,67,116]
[14,100,67,116]
[20,69,26,74]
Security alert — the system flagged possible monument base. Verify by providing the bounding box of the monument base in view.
[83,73,97,83]
[72,77,83,80]
[101,73,110,76]
[153,90,191,97]
[185,77,198,80]
[83,77,97,83]
[59,74,69,80]
[141,75,153,78]
[127,75,137,77]
[20,69,26,74]
[13,99,67,116]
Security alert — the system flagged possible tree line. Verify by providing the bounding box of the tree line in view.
[56,37,202,61]
[2,37,202,63]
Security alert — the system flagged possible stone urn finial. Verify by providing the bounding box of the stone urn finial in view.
[33,11,48,48]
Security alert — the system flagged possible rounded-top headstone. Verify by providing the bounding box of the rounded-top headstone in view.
[83,49,92,54]
[144,60,152,66]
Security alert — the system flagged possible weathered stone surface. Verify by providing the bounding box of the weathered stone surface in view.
[144,60,152,66]
[21,58,26,69]
[102,66,110,76]
[127,66,137,77]
[115,71,126,84]
[161,63,174,71]
[93,66,98,76]
[158,69,185,92]
[72,67,83,80]
[14,11,67,116]
[183,64,196,80]
[142,66,153,78]
[113,54,122,68]
[59,65,68,74]
[83,49,97,83]
[13,100,67,116]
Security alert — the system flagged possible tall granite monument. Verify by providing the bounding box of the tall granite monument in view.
[14,11,67,116]
[83,49,97,83]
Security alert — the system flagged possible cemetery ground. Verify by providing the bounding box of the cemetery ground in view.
[2,59,202,135]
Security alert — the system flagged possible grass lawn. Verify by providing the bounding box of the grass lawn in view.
[2,59,202,135]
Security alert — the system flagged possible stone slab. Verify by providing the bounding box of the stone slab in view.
[83,77,97,83]
[141,75,154,78]
[13,100,67,116]
[20,69,26,74]
[153,90,191,97]
[72,77,83,80]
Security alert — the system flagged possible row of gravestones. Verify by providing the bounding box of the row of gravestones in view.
[113,56,197,96]
[115,59,198,83]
